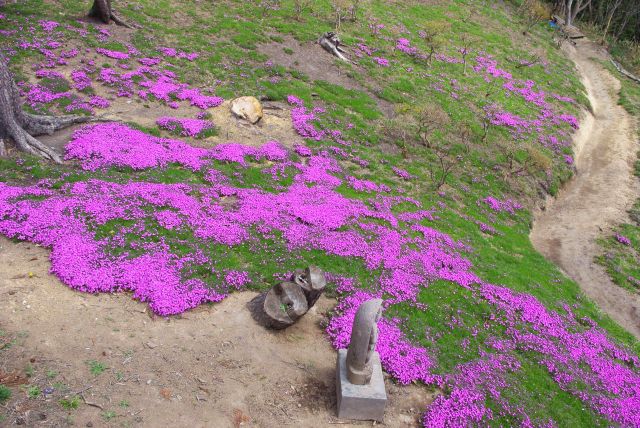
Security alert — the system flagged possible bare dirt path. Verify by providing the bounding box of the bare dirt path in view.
[531,38,640,338]
[0,238,432,427]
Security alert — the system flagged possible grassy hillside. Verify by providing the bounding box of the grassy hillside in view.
[1,0,639,426]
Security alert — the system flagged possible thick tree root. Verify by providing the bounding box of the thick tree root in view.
[8,124,62,163]
[22,113,93,137]
[88,0,135,29]
[0,139,5,158]
[2,114,95,163]
[110,13,133,29]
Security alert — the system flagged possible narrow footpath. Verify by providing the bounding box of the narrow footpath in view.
[531,38,640,339]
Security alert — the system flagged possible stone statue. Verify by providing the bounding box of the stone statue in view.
[292,266,326,308]
[336,298,387,421]
[248,266,327,330]
[249,281,308,330]
[318,32,353,63]
[346,299,383,385]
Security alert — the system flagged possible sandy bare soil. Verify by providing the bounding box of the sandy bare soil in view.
[0,238,433,427]
[259,35,395,117]
[531,38,640,338]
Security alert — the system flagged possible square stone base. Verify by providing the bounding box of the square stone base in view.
[336,349,387,421]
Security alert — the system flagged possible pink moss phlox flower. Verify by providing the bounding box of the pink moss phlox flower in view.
[615,234,631,246]
[159,47,177,57]
[373,56,389,67]
[25,84,71,105]
[482,196,522,214]
[473,55,512,79]
[65,123,210,170]
[552,94,575,103]
[156,116,214,137]
[96,47,130,60]
[224,270,251,289]
[396,38,417,55]
[286,95,304,107]
[294,144,312,157]
[39,20,59,32]
[392,167,412,180]
[35,69,65,79]
[423,388,493,427]
[138,57,162,66]
[557,114,580,129]
[291,106,325,141]
[60,48,79,58]
[88,95,110,109]
[347,176,390,193]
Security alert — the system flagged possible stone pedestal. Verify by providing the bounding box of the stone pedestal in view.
[336,349,387,421]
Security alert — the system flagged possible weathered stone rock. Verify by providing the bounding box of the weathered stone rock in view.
[251,281,308,329]
[230,96,263,124]
[292,266,326,308]
[346,298,383,385]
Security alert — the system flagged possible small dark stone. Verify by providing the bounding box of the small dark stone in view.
[86,422,94,427]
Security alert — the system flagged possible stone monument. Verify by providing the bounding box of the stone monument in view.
[336,298,387,421]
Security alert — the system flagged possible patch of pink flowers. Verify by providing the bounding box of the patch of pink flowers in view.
[156,116,215,137]
[373,57,389,67]
[616,234,632,246]
[392,167,412,180]
[482,196,523,214]
[396,38,418,55]
[96,48,130,60]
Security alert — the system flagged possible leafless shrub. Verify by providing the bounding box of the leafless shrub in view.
[293,0,312,21]
[519,0,551,34]
[419,21,451,65]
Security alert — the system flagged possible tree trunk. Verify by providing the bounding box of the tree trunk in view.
[88,0,131,27]
[564,0,591,26]
[0,56,92,162]
[601,0,623,42]
[566,0,574,26]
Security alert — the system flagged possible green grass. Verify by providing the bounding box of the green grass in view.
[87,360,108,376]
[27,385,41,399]
[0,386,11,403]
[601,60,640,115]
[59,395,81,410]
[102,410,117,421]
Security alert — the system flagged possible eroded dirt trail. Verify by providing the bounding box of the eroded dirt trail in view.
[531,39,640,338]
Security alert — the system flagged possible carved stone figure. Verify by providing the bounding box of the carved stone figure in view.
[336,298,387,421]
[292,266,326,308]
[249,281,308,330]
[318,32,352,63]
[346,298,383,385]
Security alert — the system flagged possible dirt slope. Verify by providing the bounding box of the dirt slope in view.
[531,38,640,338]
[0,238,432,427]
